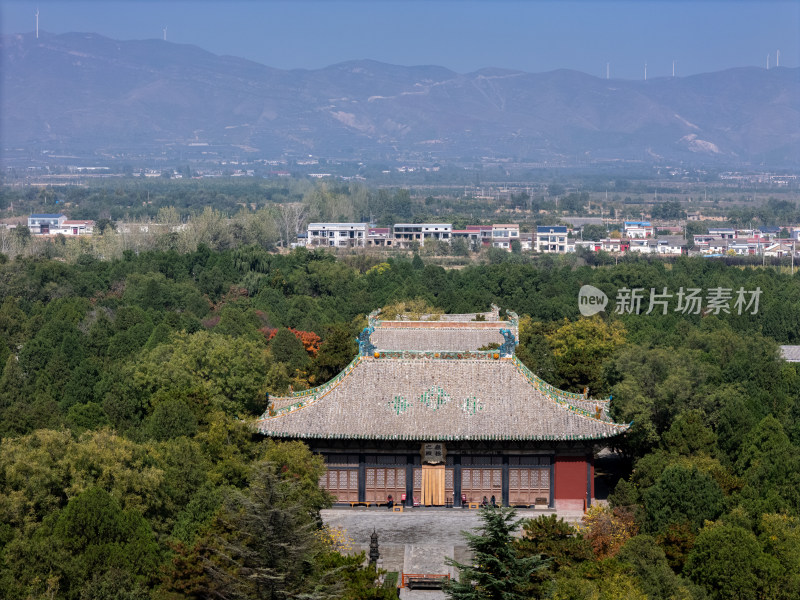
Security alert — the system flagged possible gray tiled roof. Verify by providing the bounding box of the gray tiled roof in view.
[780,345,800,362]
[371,327,505,351]
[257,357,629,441]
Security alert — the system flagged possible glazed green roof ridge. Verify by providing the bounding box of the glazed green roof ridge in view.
[510,357,615,420]
[267,356,363,416]
[512,356,593,402]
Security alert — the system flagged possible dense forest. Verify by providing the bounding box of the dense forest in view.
[0,240,799,598]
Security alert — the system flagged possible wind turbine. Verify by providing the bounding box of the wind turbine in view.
[644,61,647,81]
[606,62,609,80]
[35,7,39,39]
[162,26,167,41]
[672,60,676,77]
[777,49,780,67]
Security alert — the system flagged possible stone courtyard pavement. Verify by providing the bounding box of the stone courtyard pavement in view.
[321,506,585,600]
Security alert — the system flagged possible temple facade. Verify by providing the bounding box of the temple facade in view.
[257,308,629,511]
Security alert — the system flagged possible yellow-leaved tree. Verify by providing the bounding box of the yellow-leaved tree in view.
[380,298,443,321]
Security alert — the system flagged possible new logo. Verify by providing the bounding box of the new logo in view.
[578,285,608,316]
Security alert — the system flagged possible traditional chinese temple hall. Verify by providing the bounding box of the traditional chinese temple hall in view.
[257,308,629,511]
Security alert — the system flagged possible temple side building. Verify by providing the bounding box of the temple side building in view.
[257,307,629,511]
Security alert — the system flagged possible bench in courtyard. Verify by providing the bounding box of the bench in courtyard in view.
[402,573,450,589]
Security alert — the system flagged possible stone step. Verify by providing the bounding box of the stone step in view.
[403,544,455,579]
[399,590,447,600]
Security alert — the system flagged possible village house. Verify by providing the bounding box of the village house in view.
[60,220,95,236]
[366,227,392,247]
[490,224,521,251]
[535,226,573,253]
[306,223,368,248]
[467,225,493,246]
[28,213,66,234]
[623,221,654,238]
[392,223,452,248]
[27,214,95,236]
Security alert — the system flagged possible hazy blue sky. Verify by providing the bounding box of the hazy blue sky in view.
[2,1,798,79]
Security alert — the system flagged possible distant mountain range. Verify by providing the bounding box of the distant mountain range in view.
[2,32,799,167]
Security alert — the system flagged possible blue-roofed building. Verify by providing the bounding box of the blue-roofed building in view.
[759,226,782,240]
[535,226,573,253]
[28,214,66,234]
[623,221,654,238]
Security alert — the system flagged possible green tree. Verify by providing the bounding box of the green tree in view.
[262,440,332,518]
[313,324,357,383]
[94,218,117,235]
[581,224,608,241]
[643,465,725,534]
[545,317,626,394]
[165,460,332,599]
[265,362,292,395]
[270,327,310,376]
[548,559,648,600]
[517,514,592,571]
[516,514,592,595]
[3,487,160,600]
[618,535,701,600]
[515,316,557,384]
[213,305,262,339]
[734,415,800,515]
[314,550,396,600]
[661,409,718,457]
[77,568,151,600]
[451,237,470,257]
[379,298,443,321]
[445,506,548,600]
[131,330,270,417]
[757,513,800,600]
[142,396,198,441]
[11,224,31,248]
[61,357,102,409]
[686,523,775,600]
[65,401,109,432]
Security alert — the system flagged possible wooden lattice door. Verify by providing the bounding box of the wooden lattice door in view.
[320,469,358,503]
[460,468,501,504]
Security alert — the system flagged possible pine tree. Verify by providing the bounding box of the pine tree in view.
[313,325,356,383]
[270,327,310,376]
[445,506,548,600]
